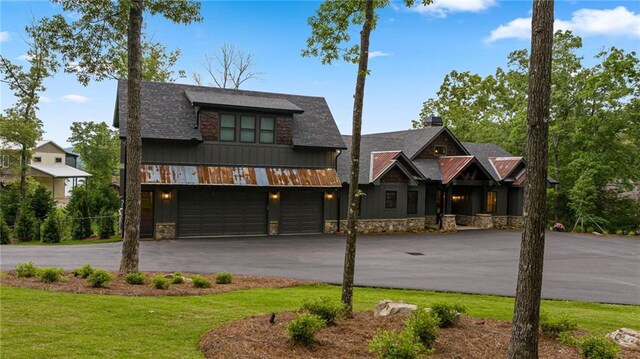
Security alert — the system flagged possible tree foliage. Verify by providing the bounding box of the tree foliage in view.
[29,184,55,221]
[68,121,120,185]
[417,30,640,230]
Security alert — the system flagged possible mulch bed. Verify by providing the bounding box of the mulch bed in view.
[1,271,312,296]
[200,311,640,359]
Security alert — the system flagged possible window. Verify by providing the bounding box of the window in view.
[33,157,42,163]
[220,114,236,142]
[486,191,497,213]
[385,191,397,209]
[407,191,418,214]
[260,117,275,143]
[434,145,446,156]
[55,157,62,163]
[0,155,8,168]
[240,115,256,143]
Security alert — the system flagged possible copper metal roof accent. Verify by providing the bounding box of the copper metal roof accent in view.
[370,151,402,182]
[439,156,475,184]
[140,164,341,188]
[489,157,524,180]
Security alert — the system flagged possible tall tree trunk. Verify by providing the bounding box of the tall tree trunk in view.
[120,0,143,273]
[342,0,374,315]
[551,133,560,222]
[507,0,554,358]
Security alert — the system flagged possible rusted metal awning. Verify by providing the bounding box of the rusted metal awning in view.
[140,164,341,188]
[439,156,474,184]
[489,157,524,180]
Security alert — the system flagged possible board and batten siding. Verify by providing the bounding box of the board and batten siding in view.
[141,140,336,168]
[340,183,427,220]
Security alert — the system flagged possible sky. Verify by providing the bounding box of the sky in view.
[1,0,639,148]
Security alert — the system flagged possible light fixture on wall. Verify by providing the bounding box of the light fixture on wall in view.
[452,195,463,201]
[325,192,335,200]
[270,192,280,200]
[161,191,171,200]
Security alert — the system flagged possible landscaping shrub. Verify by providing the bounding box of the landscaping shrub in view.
[125,272,146,285]
[368,329,427,359]
[557,331,578,346]
[191,275,212,288]
[430,302,467,328]
[14,206,37,242]
[0,215,10,245]
[72,264,95,279]
[579,336,620,359]
[215,271,233,284]
[86,269,114,288]
[15,262,38,277]
[150,275,170,289]
[30,185,55,221]
[37,267,64,283]
[301,297,345,325]
[540,313,578,337]
[405,308,439,349]
[41,210,63,243]
[97,208,115,239]
[286,314,326,345]
[71,210,92,240]
[171,271,185,284]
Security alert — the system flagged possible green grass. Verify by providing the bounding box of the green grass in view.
[1,285,638,358]
[11,234,122,246]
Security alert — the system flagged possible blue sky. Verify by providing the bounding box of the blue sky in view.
[1,0,639,147]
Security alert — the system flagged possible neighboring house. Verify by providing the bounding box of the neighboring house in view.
[0,140,91,203]
[335,117,558,232]
[113,80,345,239]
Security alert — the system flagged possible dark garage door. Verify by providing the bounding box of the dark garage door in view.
[177,189,267,238]
[279,191,323,234]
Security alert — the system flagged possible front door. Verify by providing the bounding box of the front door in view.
[140,191,154,238]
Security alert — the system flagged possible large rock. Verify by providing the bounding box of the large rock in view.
[374,300,417,317]
[607,328,640,349]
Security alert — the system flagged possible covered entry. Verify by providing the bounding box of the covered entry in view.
[177,189,268,237]
[279,191,324,234]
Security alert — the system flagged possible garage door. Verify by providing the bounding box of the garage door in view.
[177,189,267,238]
[279,191,323,234]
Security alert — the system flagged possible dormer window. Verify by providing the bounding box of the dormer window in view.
[434,145,446,156]
[240,116,256,143]
[220,114,236,142]
[260,117,275,144]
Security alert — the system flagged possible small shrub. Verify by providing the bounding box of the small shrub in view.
[125,272,145,285]
[15,262,38,277]
[41,211,63,243]
[405,308,440,349]
[150,275,170,289]
[540,314,578,337]
[0,215,10,244]
[580,336,620,359]
[615,229,623,235]
[14,207,37,242]
[86,269,114,288]
[37,267,64,283]
[171,271,185,284]
[301,297,346,325]
[557,331,578,346]
[215,271,233,284]
[72,264,95,279]
[368,329,427,359]
[286,314,326,345]
[191,275,212,288]
[430,302,467,328]
[97,209,116,239]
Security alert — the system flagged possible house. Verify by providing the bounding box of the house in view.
[0,140,91,203]
[113,80,346,239]
[333,117,557,232]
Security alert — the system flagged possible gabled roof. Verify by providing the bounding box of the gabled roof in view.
[489,157,524,181]
[29,163,92,178]
[439,156,474,184]
[370,151,402,182]
[462,142,513,181]
[114,80,345,149]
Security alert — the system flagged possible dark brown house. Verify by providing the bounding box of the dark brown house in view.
[114,80,346,239]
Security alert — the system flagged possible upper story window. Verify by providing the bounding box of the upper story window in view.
[434,145,446,156]
[33,157,42,163]
[385,191,397,209]
[220,114,236,142]
[55,157,62,163]
[240,116,256,143]
[260,117,275,144]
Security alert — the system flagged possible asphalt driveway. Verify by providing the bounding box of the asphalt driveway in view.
[1,230,638,305]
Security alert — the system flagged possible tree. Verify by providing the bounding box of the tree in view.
[32,0,202,273]
[507,1,554,358]
[192,43,263,89]
[30,184,55,221]
[68,121,120,185]
[112,35,185,82]
[303,0,431,314]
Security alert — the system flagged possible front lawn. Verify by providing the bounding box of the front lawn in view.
[1,285,638,358]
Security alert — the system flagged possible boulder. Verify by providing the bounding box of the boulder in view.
[606,328,640,349]
[374,300,417,317]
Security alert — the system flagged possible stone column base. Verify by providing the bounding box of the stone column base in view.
[474,214,493,229]
[441,214,457,232]
[425,215,438,227]
[269,221,278,236]
[324,220,338,234]
[155,223,175,240]
[508,216,524,228]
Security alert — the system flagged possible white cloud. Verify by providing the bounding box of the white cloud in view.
[17,53,32,61]
[60,94,89,103]
[40,96,53,103]
[0,31,9,42]
[486,6,640,43]
[369,51,391,59]
[410,0,496,17]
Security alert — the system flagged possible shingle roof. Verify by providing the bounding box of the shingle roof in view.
[114,80,345,149]
[339,134,405,184]
[461,142,513,181]
[184,90,304,113]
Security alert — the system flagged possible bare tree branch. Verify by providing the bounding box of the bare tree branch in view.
[194,43,263,89]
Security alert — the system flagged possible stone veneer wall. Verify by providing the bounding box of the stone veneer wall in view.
[324,217,427,234]
[473,214,493,229]
[155,223,175,240]
[455,215,474,226]
[493,216,509,227]
[441,214,457,232]
[507,216,524,228]
[425,215,438,226]
[269,221,278,235]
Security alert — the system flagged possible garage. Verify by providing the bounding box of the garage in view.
[279,191,324,234]
[177,189,267,238]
